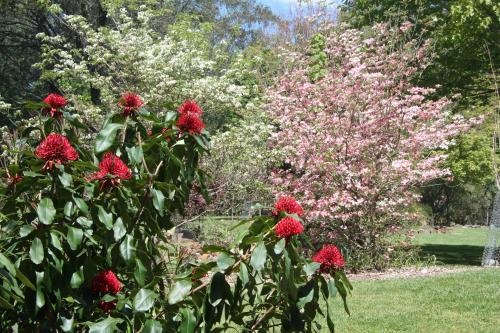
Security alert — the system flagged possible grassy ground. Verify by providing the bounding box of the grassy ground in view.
[325,227,497,332]
[330,269,500,333]
[414,226,488,266]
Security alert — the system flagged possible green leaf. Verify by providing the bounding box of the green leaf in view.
[0,252,16,275]
[151,189,165,216]
[61,316,74,332]
[134,259,147,286]
[274,238,286,254]
[64,202,74,217]
[16,268,36,291]
[168,280,192,305]
[119,235,136,263]
[126,146,143,165]
[239,263,249,287]
[143,320,163,333]
[113,217,126,241]
[58,172,73,187]
[98,206,113,230]
[70,266,84,288]
[77,216,93,228]
[95,123,123,153]
[133,288,157,312]
[297,285,314,309]
[303,262,321,277]
[37,198,56,225]
[250,242,267,272]
[179,308,196,333]
[50,231,63,251]
[67,227,83,250]
[73,197,89,215]
[19,225,34,237]
[88,317,123,333]
[29,237,44,264]
[216,253,235,271]
[36,285,45,309]
[209,272,229,307]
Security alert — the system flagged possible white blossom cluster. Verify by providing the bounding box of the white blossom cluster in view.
[34,10,248,127]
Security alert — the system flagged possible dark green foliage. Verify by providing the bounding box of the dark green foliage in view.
[0,97,351,331]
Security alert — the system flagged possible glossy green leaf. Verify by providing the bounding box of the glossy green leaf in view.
[179,308,196,333]
[0,252,15,275]
[61,316,74,332]
[19,225,34,237]
[274,238,286,254]
[29,237,44,264]
[250,242,267,272]
[303,262,321,277]
[37,198,56,225]
[88,317,123,333]
[67,227,83,250]
[113,217,126,241]
[133,288,157,312]
[134,259,147,286]
[95,123,123,153]
[119,235,136,263]
[143,320,163,333]
[216,253,235,271]
[50,232,63,251]
[58,172,73,187]
[239,263,249,287]
[77,216,93,228]
[151,188,165,216]
[70,266,84,288]
[98,206,113,230]
[126,146,143,165]
[168,280,192,305]
[73,197,89,215]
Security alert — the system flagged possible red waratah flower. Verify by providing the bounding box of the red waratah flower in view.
[35,133,79,170]
[91,270,122,294]
[274,196,304,217]
[98,300,117,312]
[90,152,132,188]
[178,100,203,116]
[176,113,205,135]
[118,92,144,117]
[42,93,68,118]
[275,216,304,240]
[312,245,345,273]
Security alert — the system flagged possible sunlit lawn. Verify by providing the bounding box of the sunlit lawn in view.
[329,269,500,333]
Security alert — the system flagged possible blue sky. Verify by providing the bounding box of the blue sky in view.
[257,0,340,17]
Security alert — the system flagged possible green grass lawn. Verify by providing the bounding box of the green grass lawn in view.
[414,227,488,266]
[330,269,500,333]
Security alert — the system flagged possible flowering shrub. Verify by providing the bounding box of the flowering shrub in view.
[34,11,247,129]
[268,24,483,268]
[0,94,351,331]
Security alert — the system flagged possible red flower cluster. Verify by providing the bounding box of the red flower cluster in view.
[118,92,144,116]
[91,270,122,294]
[274,196,304,217]
[312,245,345,273]
[275,216,304,240]
[92,270,122,312]
[42,93,68,118]
[35,134,79,170]
[90,152,132,188]
[176,101,205,135]
[179,100,203,116]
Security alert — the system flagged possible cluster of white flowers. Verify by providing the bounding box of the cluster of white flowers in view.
[35,10,247,128]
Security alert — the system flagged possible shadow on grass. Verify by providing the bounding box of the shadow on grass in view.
[419,244,484,266]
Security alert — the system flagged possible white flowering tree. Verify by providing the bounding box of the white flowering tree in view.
[35,10,247,129]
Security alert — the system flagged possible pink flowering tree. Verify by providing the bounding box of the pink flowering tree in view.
[0,93,351,331]
[268,24,482,268]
